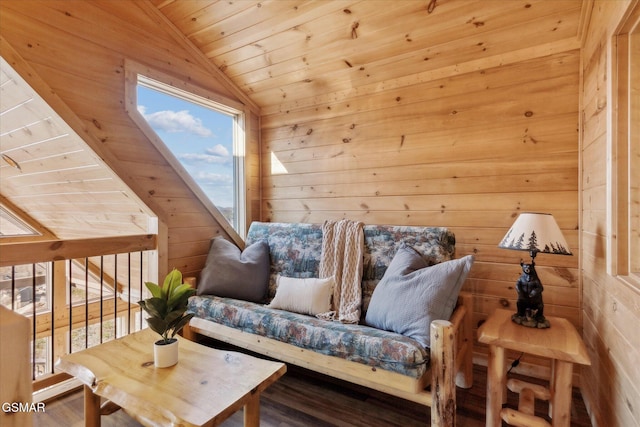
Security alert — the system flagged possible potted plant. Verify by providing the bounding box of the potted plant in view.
[138,268,196,368]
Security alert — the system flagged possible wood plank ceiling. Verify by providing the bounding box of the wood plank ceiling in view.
[0,57,154,240]
[152,0,584,113]
[0,0,585,241]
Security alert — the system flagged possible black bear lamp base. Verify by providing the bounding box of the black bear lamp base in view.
[511,311,550,329]
[512,257,550,329]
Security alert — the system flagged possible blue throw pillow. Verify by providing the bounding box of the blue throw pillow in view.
[365,243,474,348]
[197,237,270,302]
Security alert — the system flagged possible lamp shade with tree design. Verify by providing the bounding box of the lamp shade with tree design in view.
[498,212,572,328]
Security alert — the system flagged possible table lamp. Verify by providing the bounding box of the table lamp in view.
[498,212,572,328]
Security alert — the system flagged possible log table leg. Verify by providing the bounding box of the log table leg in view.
[84,385,101,427]
[486,344,505,427]
[550,360,573,427]
[243,391,260,427]
[477,310,590,427]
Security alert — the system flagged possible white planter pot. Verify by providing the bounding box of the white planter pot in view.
[154,338,178,368]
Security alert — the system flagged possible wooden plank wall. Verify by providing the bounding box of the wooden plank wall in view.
[262,45,581,376]
[580,1,640,426]
[0,1,261,279]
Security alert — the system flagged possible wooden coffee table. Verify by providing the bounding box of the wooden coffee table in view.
[55,329,286,427]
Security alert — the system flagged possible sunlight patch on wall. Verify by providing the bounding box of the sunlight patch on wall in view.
[270,152,288,175]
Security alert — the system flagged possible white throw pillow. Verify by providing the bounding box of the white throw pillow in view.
[267,276,334,316]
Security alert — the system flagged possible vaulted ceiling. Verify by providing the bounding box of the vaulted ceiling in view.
[152,0,585,113]
[0,0,586,241]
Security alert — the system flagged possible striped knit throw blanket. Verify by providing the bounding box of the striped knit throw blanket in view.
[317,219,364,324]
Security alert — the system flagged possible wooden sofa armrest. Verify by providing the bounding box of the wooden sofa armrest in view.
[430,291,474,426]
[431,319,455,426]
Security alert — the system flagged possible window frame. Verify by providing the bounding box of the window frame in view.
[0,197,54,242]
[123,61,247,238]
[608,3,640,289]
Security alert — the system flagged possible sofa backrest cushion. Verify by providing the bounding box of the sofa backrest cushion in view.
[361,225,456,314]
[246,222,323,299]
[246,222,456,312]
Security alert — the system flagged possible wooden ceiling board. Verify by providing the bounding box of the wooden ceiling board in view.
[0,56,154,240]
[193,1,347,58]
[227,1,483,80]
[2,178,118,197]
[243,19,580,108]
[1,0,584,248]
[196,1,351,60]
[11,190,143,209]
[162,1,256,37]
[220,1,425,80]
[153,0,583,112]
[214,0,444,66]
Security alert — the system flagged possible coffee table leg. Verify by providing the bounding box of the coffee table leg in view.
[243,392,260,427]
[84,385,101,427]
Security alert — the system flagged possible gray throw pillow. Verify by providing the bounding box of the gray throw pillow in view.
[365,243,474,348]
[197,237,270,302]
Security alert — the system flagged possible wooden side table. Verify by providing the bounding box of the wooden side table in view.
[477,309,590,427]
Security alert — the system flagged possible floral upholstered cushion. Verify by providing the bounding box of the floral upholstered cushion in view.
[244,222,456,313]
[191,222,457,378]
[188,295,429,379]
[245,222,323,299]
[360,225,456,315]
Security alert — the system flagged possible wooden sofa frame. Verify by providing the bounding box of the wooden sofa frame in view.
[183,291,474,426]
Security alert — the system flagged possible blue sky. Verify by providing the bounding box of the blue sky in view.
[136,86,235,208]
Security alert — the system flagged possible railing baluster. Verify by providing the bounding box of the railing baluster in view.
[84,258,88,349]
[127,252,131,335]
[11,265,16,311]
[114,259,118,340]
[100,256,104,344]
[68,259,72,354]
[50,262,55,374]
[32,263,36,381]
[139,251,144,329]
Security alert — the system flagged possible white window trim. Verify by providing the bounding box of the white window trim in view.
[123,60,247,241]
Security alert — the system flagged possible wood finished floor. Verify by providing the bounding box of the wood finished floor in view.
[34,363,591,427]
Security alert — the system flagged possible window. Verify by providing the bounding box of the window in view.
[0,263,50,314]
[125,63,246,236]
[0,204,41,237]
[610,4,640,288]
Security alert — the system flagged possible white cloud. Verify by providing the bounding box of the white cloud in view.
[206,144,229,157]
[178,144,231,165]
[138,107,213,138]
[194,171,233,185]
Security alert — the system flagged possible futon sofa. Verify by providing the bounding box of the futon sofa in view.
[184,221,474,426]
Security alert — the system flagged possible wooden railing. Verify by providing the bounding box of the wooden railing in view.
[0,234,157,393]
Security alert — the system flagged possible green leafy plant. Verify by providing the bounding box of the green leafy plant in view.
[138,269,196,345]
